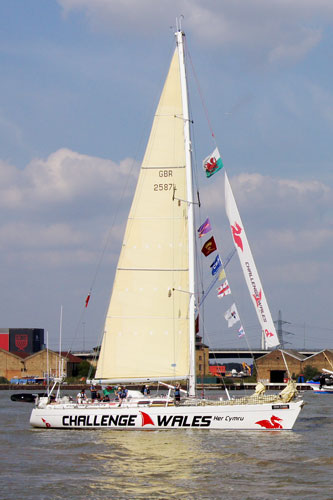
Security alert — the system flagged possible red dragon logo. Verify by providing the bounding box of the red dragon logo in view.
[253,290,262,307]
[41,418,51,428]
[231,222,243,251]
[255,415,283,429]
[204,156,217,174]
[140,411,155,427]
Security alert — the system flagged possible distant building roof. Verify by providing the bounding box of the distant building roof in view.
[60,352,83,363]
[280,349,308,361]
[0,348,29,360]
[12,351,30,359]
[257,349,307,362]
[302,349,333,362]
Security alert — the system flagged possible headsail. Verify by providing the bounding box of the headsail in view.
[224,172,279,348]
[95,45,192,383]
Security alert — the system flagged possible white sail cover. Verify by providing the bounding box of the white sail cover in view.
[224,172,279,348]
[95,48,191,382]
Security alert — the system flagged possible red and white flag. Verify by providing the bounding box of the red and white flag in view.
[217,280,231,298]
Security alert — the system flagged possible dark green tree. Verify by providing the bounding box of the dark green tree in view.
[77,360,96,379]
[303,365,320,381]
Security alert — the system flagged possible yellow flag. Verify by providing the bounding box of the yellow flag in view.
[218,269,226,280]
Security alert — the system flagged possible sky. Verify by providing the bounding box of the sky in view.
[0,0,332,353]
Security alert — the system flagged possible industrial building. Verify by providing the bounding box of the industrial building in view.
[0,348,82,382]
[0,328,44,355]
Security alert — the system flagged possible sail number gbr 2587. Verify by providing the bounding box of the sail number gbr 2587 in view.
[153,170,174,191]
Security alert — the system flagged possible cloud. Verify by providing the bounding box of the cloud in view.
[203,172,331,211]
[0,149,137,269]
[0,148,137,212]
[306,82,333,124]
[200,172,333,267]
[57,0,333,63]
[0,147,331,348]
[268,28,322,64]
[267,227,333,253]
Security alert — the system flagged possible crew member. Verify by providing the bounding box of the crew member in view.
[76,388,87,404]
[174,383,181,404]
[118,386,128,405]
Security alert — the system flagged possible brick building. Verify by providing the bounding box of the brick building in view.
[0,328,44,355]
[0,350,28,380]
[256,349,333,383]
[302,350,333,373]
[0,348,82,381]
[195,335,210,377]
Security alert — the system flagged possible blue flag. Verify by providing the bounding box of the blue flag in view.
[210,254,222,276]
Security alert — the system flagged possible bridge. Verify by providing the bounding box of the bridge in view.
[209,348,321,360]
[74,348,323,363]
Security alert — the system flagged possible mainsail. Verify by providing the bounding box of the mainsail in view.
[95,46,192,383]
[224,172,279,348]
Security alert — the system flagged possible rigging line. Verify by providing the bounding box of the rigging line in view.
[68,44,180,358]
[84,37,177,306]
[280,350,291,379]
[185,39,217,143]
[67,139,143,356]
[184,53,207,342]
[323,351,333,370]
[198,247,236,307]
[238,328,261,380]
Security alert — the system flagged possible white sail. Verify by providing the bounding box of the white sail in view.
[224,172,279,348]
[95,46,192,383]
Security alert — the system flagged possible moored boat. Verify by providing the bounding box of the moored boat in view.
[306,369,333,393]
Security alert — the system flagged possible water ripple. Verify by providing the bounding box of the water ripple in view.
[1,391,332,500]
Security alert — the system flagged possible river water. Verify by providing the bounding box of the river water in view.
[0,390,332,500]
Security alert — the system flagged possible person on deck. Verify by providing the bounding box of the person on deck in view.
[76,389,87,404]
[90,385,97,402]
[174,383,181,405]
[319,374,326,389]
[115,386,121,401]
[141,385,150,396]
[118,386,128,405]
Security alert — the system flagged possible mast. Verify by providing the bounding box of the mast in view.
[176,29,196,396]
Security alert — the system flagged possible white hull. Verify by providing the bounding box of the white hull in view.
[307,383,333,394]
[30,399,303,430]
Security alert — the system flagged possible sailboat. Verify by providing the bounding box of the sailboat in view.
[306,369,333,393]
[30,28,303,430]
